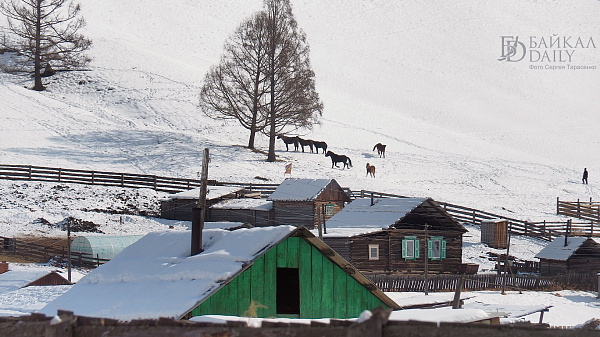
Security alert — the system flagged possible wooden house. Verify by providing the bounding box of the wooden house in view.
[209,198,273,227]
[42,226,398,320]
[160,186,244,221]
[267,178,351,229]
[321,197,467,275]
[535,236,600,276]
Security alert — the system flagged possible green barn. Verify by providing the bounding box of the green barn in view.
[42,226,398,321]
[187,227,397,319]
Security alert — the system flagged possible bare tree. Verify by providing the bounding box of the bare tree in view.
[199,11,270,149]
[0,0,91,91]
[264,0,323,162]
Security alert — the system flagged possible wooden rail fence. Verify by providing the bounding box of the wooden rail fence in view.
[557,197,600,222]
[0,164,279,194]
[355,190,598,242]
[367,272,598,293]
[1,237,109,268]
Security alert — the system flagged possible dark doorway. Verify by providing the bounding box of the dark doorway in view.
[276,267,300,315]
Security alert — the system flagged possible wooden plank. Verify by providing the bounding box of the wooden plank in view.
[286,237,299,268]
[264,248,277,317]
[250,255,266,317]
[311,246,323,318]
[276,237,287,268]
[237,269,251,317]
[332,264,347,318]
[299,238,313,318]
[321,256,334,318]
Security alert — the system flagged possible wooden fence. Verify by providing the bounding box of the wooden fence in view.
[367,272,598,293]
[355,190,599,242]
[1,236,109,268]
[0,164,279,194]
[557,197,600,222]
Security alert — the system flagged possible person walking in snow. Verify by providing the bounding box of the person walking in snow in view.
[583,168,588,184]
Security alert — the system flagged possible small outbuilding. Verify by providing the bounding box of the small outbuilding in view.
[535,236,600,276]
[321,197,467,275]
[209,198,273,227]
[160,186,244,221]
[267,178,351,229]
[0,264,71,294]
[42,226,398,321]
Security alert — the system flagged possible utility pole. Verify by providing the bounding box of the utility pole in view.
[501,222,512,295]
[192,148,209,255]
[424,223,429,295]
[67,220,71,282]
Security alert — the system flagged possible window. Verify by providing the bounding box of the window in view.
[428,237,447,260]
[402,236,419,260]
[325,204,335,216]
[368,244,379,260]
[276,268,300,315]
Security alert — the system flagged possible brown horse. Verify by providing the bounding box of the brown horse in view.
[366,163,376,178]
[297,137,314,153]
[373,143,386,158]
[277,135,299,151]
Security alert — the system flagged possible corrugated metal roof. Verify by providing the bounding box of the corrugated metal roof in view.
[534,236,593,261]
[325,197,428,230]
[267,178,332,201]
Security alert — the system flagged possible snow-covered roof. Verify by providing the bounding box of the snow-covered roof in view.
[41,226,296,321]
[534,236,596,261]
[325,197,427,230]
[163,186,243,200]
[0,269,60,294]
[210,198,272,211]
[267,178,333,201]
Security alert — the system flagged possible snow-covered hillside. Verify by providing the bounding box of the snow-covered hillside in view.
[2,0,599,224]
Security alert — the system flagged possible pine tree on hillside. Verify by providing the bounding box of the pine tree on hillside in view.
[199,11,271,150]
[263,0,322,162]
[0,0,92,91]
[200,0,323,159]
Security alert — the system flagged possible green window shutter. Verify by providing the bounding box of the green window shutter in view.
[427,240,432,259]
[441,239,447,259]
[414,239,420,258]
[401,239,407,258]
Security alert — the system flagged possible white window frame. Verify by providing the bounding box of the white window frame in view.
[368,244,379,260]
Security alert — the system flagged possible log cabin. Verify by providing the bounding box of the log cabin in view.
[321,197,467,274]
[535,236,600,276]
[267,178,351,229]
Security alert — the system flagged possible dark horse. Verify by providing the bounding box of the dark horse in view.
[297,137,314,153]
[277,135,299,151]
[373,143,386,158]
[325,151,352,169]
[312,140,327,154]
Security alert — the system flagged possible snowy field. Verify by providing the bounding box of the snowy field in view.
[1,0,600,328]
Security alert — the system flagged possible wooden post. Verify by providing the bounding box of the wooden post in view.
[192,148,209,256]
[452,274,465,309]
[578,199,581,218]
[424,223,429,295]
[501,222,512,295]
[472,210,476,224]
[321,204,327,234]
[67,221,71,282]
[557,197,559,215]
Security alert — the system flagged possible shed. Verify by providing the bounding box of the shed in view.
[480,220,508,249]
[321,197,467,274]
[535,236,600,276]
[160,185,244,221]
[42,226,398,321]
[70,235,144,262]
[0,266,71,294]
[209,198,273,227]
[267,178,351,229]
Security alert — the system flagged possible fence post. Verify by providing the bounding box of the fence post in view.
[121,173,124,187]
[58,168,62,182]
[28,166,32,180]
[557,197,559,215]
[472,210,476,224]
[91,171,95,185]
[578,199,581,218]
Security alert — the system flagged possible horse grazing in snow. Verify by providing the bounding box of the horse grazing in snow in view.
[277,135,299,151]
[373,143,386,158]
[297,137,314,153]
[325,151,352,169]
[366,163,376,178]
[312,140,327,154]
